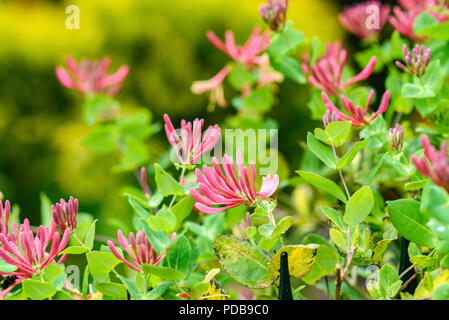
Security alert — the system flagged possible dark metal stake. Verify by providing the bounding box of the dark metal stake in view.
[399,238,418,295]
[278,251,293,300]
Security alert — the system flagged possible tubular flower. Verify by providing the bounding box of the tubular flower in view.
[190,151,279,214]
[51,196,79,233]
[321,89,391,127]
[387,123,405,152]
[191,66,231,108]
[396,44,431,77]
[55,56,129,95]
[206,27,271,68]
[412,135,449,192]
[107,230,176,272]
[0,200,10,237]
[164,114,221,165]
[259,0,289,31]
[0,220,70,279]
[339,1,390,40]
[302,42,377,96]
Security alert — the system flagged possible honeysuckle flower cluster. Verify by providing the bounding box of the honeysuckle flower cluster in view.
[389,0,448,42]
[339,1,390,40]
[107,230,176,272]
[259,0,289,32]
[192,27,276,108]
[56,56,129,95]
[321,89,391,127]
[0,220,70,278]
[301,42,377,96]
[387,123,404,152]
[51,196,79,233]
[163,114,221,165]
[412,135,449,192]
[191,151,279,214]
[396,44,432,77]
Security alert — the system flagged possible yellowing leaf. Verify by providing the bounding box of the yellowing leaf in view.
[269,245,318,279]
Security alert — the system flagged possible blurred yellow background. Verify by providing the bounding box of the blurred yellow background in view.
[0,0,343,235]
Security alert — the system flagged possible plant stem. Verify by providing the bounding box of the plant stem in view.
[169,166,186,209]
[335,265,342,300]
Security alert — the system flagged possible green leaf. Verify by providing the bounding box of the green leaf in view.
[147,207,177,233]
[433,284,449,300]
[60,246,89,255]
[0,258,18,273]
[269,245,318,278]
[422,60,443,93]
[144,281,172,300]
[387,199,437,248]
[302,245,339,285]
[307,132,337,169]
[314,121,352,147]
[337,140,368,169]
[171,195,193,230]
[267,24,306,59]
[162,234,191,275]
[86,251,121,282]
[421,182,449,224]
[270,55,306,84]
[141,265,184,280]
[378,263,402,299]
[344,186,374,226]
[297,170,347,203]
[95,282,127,299]
[22,279,57,300]
[258,216,292,240]
[321,206,346,231]
[212,235,274,289]
[228,65,256,90]
[83,94,119,125]
[154,164,184,197]
[119,275,143,299]
[402,83,435,99]
[129,197,151,219]
[417,21,449,40]
[84,219,97,250]
[83,125,117,154]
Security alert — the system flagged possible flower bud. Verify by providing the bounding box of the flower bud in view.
[259,0,288,31]
[387,123,404,152]
[396,44,431,77]
[51,196,79,232]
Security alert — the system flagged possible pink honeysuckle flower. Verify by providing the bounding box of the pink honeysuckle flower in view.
[0,200,10,238]
[191,66,231,108]
[206,27,271,68]
[259,0,289,31]
[339,1,390,40]
[51,196,79,233]
[164,114,221,165]
[412,135,449,192]
[389,6,425,42]
[302,42,377,96]
[55,56,129,96]
[0,220,70,279]
[396,44,431,77]
[321,89,390,127]
[107,230,176,272]
[190,151,279,214]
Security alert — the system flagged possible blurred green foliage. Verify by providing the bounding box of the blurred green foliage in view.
[0,0,342,235]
